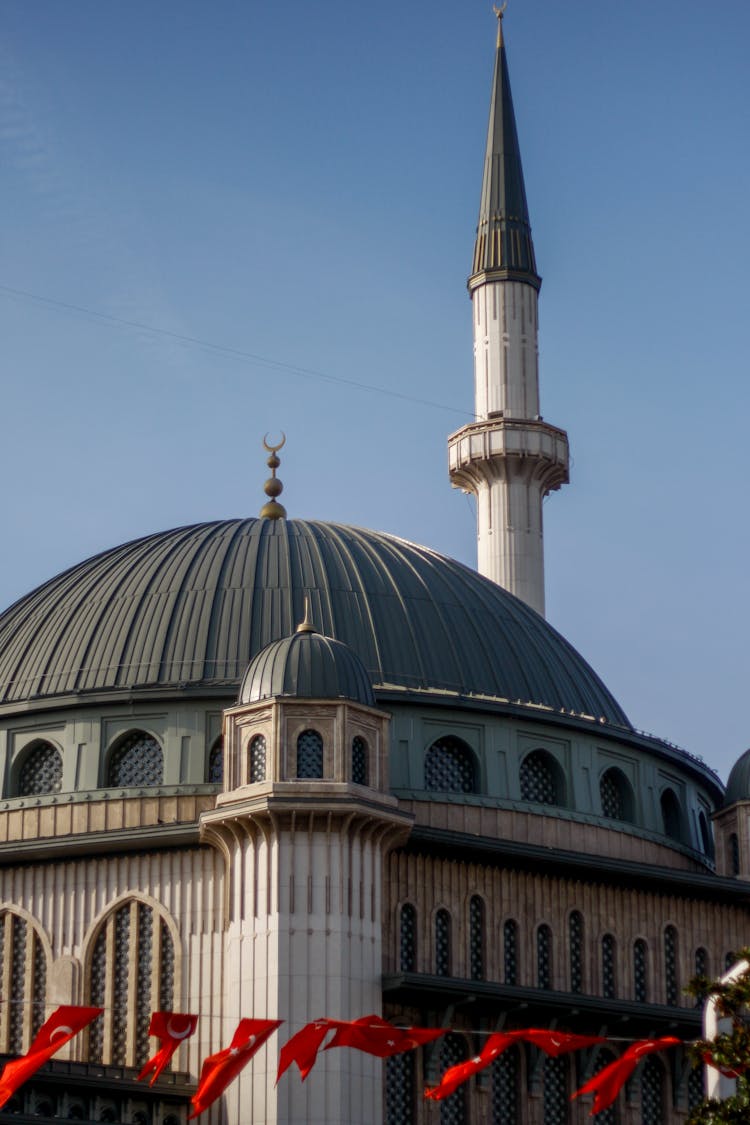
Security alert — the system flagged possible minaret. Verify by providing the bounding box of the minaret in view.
[448,10,569,617]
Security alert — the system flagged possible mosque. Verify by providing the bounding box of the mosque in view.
[1,13,750,1125]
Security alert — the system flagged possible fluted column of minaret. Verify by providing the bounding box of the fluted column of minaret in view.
[448,12,568,617]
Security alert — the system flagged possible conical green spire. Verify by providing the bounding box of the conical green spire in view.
[469,15,540,291]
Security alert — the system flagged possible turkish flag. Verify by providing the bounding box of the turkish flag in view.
[516,1029,605,1057]
[324,1014,445,1058]
[276,1020,335,1083]
[138,1011,199,1086]
[425,1032,516,1101]
[571,1037,681,1115]
[188,1018,282,1119]
[0,1005,103,1108]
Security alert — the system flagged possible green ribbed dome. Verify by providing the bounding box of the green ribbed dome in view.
[239,627,375,707]
[724,749,750,805]
[0,518,630,725]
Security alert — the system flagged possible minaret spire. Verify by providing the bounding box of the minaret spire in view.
[448,15,569,617]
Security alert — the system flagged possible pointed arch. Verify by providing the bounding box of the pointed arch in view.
[0,906,49,1053]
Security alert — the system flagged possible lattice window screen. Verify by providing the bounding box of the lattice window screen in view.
[385,1051,414,1124]
[108,731,163,787]
[208,737,223,783]
[399,904,416,973]
[664,927,678,1006]
[424,738,476,794]
[543,1055,568,1125]
[602,934,617,999]
[537,924,552,990]
[352,737,368,785]
[634,939,648,1002]
[640,1055,665,1125]
[435,910,451,977]
[504,919,518,985]
[491,1045,519,1124]
[469,897,484,981]
[296,729,323,778]
[520,751,559,805]
[249,735,267,783]
[569,912,583,994]
[18,741,63,796]
[600,769,624,819]
[439,1034,468,1125]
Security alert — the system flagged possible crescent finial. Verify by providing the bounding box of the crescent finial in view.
[263,431,286,455]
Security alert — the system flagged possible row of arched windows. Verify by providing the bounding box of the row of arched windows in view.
[421,739,705,849]
[399,903,712,1006]
[385,1031,701,1124]
[0,901,175,1071]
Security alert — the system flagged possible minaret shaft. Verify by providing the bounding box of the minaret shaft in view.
[449,18,568,617]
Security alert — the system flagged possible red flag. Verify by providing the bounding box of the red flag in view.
[138,1011,198,1086]
[324,1014,446,1058]
[425,1032,516,1100]
[276,1020,335,1083]
[0,1005,102,1109]
[189,1018,281,1119]
[571,1037,681,1115]
[516,1029,606,1057]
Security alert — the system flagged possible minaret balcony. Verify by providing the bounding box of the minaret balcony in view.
[448,417,569,495]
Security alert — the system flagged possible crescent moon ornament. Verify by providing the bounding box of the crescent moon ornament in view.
[49,1025,74,1041]
[263,432,286,454]
[166,1017,194,1040]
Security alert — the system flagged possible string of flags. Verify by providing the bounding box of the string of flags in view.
[0,1006,693,1119]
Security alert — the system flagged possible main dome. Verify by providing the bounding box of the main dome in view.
[0,518,629,725]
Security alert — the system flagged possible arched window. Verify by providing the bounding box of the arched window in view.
[207,736,223,783]
[694,947,708,1008]
[0,911,47,1053]
[600,767,634,822]
[729,833,740,875]
[633,939,648,1003]
[435,910,451,977]
[296,729,323,778]
[543,1055,568,1124]
[351,736,368,785]
[249,735,267,783]
[88,900,175,1068]
[698,811,712,856]
[664,926,678,1006]
[587,1049,619,1125]
[107,731,163,788]
[688,1061,704,1112]
[602,933,617,999]
[641,1054,665,1124]
[424,737,477,794]
[569,911,583,994]
[438,1034,469,1124]
[537,924,552,990]
[520,749,564,806]
[660,788,681,842]
[491,1045,520,1124]
[386,1051,415,1124]
[503,919,518,986]
[469,896,484,981]
[399,904,417,973]
[16,740,63,797]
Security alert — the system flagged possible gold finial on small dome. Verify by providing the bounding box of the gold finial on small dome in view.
[295,595,317,635]
[259,432,288,519]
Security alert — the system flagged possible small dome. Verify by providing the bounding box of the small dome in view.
[239,623,376,707]
[724,749,750,805]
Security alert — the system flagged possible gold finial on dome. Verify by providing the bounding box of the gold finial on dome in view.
[295,595,317,634]
[259,432,288,519]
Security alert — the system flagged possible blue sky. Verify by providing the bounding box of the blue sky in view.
[2,0,749,779]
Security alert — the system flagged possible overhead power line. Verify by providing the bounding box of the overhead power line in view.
[0,283,475,419]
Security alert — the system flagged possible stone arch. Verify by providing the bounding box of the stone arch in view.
[104,729,164,788]
[12,738,64,798]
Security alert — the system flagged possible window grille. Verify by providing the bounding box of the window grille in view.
[469,897,484,981]
[88,901,175,1068]
[600,768,631,820]
[602,934,617,999]
[352,736,368,785]
[18,741,63,796]
[208,737,223,783]
[640,1055,665,1124]
[32,934,46,1040]
[435,910,451,977]
[108,731,163,787]
[660,789,681,841]
[730,833,740,875]
[520,750,561,805]
[664,926,678,1006]
[687,1062,704,1111]
[399,904,416,973]
[633,939,648,1003]
[694,947,708,977]
[698,811,712,855]
[424,737,476,793]
[249,735,267,783]
[537,924,552,990]
[9,916,27,1054]
[491,1045,519,1124]
[543,1055,568,1125]
[439,1034,468,1125]
[569,912,583,994]
[504,919,518,985]
[589,1051,618,1125]
[0,913,47,1056]
[296,729,323,778]
[385,1051,414,1124]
